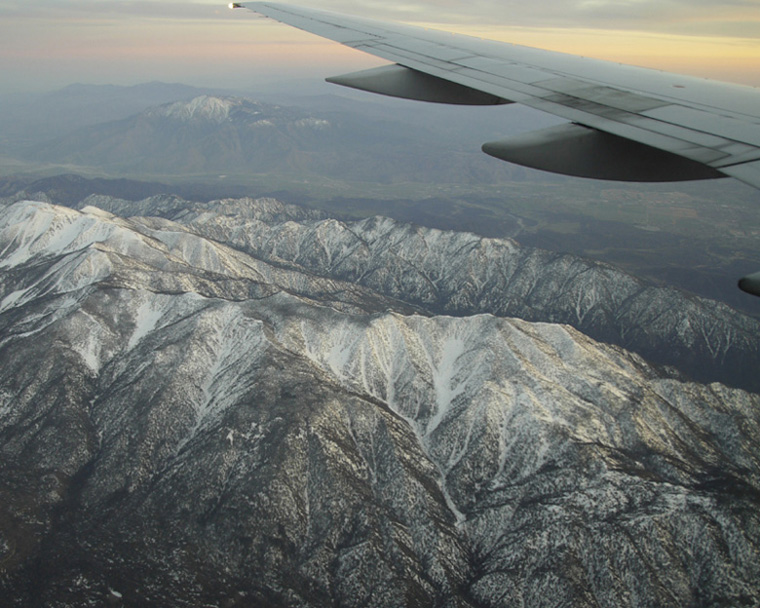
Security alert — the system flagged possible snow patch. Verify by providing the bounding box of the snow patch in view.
[78,330,101,371]
[295,118,330,129]
[150,95,235,123]
[176,309,269,452]
[70,310,108,373]
[0,288,31,313]
[0,389,13,421]
[128,296,166,349]
[425,336,467,438]
[0,201,128,270]
[79,205,115,219]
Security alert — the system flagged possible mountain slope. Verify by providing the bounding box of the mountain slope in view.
[1,200,758,607]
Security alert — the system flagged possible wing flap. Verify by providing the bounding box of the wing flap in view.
[721,161,760,190]
[641,106,760,153]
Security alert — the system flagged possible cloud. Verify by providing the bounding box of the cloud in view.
[4,0,758,37]
[0,0,235,21]
[292,0,760,38]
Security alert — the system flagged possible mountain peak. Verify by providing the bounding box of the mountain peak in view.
[147,95,240,123]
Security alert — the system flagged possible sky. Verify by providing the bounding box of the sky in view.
[1,0,758,95]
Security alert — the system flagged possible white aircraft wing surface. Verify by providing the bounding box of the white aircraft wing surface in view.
[236,2,760,190]
[232,2,760,294]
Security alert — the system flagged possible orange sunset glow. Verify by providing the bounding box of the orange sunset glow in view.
[439,25,760,85]
[0,1,757,93]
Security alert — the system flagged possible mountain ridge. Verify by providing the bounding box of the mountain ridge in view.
[91,193,757,393]
[4,189,757,391]
[21,95,517,183]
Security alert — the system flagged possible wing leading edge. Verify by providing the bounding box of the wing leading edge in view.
[231,2,760,294]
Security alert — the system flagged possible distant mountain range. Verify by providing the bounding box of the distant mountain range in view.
[0,194,758,606]
[0,81,556,150]
[18,93,528,183]
[0,82,225,146]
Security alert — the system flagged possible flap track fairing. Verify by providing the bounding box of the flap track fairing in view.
[327,64,511,105]
[483,123,726,182]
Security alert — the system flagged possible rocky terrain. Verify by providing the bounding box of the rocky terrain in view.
[74,193,760,393]
[0,197,759,607]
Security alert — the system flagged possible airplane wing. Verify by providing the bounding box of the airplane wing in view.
[231,2,760,294]
[236,2,760,190]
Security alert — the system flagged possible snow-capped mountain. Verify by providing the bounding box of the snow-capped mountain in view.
[75,193,760,393]
[144,95,241,123]
[142,95,332,130]
[0,198,758,607]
